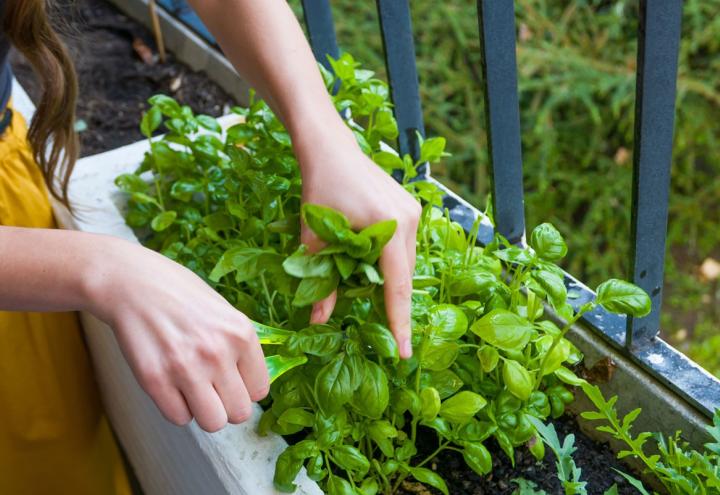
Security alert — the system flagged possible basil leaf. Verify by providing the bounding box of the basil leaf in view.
[368,420,397,457]
[502,359,534,400]
[292,271,340,307]
[420,387,441,421]
[463,442,493,476]
[420,369,463,399]
[407,466,449,495]
[266,355,307,384]
[284,324,344,356]
[420,341,459,371]
[150,211,176,232]
[477,345,500,372]
[530,223,568,261]
[333,445,370,477]
[283,246,335,278]
[429,304,469,340]
[439,391,487,423]
[359,323,399,359]
[301,203,352,244]
[471,309,535,351]
[351,360,389,419]
[596,279,651,317]
[315,353,356,414]
[195,114,221,133]
[252,320,293,345]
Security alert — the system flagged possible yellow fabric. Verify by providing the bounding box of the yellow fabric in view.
[0,106,131,495]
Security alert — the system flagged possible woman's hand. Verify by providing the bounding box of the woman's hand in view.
[85,237,268,432]
[294,125,421,359]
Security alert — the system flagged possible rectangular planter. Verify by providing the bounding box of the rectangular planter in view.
[53,116,322,495]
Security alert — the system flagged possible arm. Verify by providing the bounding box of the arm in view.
[188,0,420,358]
[0,226,267,432]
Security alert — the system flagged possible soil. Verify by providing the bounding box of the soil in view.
[10,2,644,494]
[10,0,235,157]
[397,415,637,495]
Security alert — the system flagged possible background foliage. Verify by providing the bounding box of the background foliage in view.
[289,0,720,376]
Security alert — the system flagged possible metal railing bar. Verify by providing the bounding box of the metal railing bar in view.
[300,0,340,72]
[477,0,525,244]
[626,0,683,348]
[376,0,426,172]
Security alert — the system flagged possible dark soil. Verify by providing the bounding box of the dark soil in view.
[397,414,637,495]
[10,0,235,157]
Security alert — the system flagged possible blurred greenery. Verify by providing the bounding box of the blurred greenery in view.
[290,0,720,376]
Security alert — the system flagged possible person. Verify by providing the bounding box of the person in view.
[0,0,420,493]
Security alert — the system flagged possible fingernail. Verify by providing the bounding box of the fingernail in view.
[402,339,413,358]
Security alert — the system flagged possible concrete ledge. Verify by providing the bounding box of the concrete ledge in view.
[106,0,250,105]
[566,321,711,450]
[56,116,321,495]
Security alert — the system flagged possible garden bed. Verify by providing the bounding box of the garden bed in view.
[10,0,235,157]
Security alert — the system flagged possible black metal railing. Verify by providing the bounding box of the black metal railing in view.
[158,0,720,417]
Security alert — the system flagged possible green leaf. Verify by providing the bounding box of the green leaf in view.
[471,309,535,351]
[359,478,379,495]
[252,320,293,345]
[420,387,441,421]
[503,360,534,400]
[301,203,352,244]
[372,151,404,171]
[439,391,487,423]
[266,355,308,384]
[327,476,355,495]
[477,345,500,372]
[407,466,449,495]
[530,223,568,261]
[151,211,177,232]
[285,325,344,356]
[209,247,272,283]
[195,114,221,133]
[611,470,650,495]
[351,360,389,419]
[170,179,202,202]
[420,369,463,399]
[368,420,397,457]
[463,442,492,476]
[333,445,370,477]
[148,94,182,118]
[420,137,447,163]
[596,279,651,317]
[429,304,469,340]
[115,173,147,194]
[276,407,314,430]
[420,341,459,371]
[283,246,335,278]
[359,323,399,359]
[315,353,357,414]
[292,271,340,307]
[140,106,162,137]
[534,269,567,307]
[447,269,498,298]
[554,366,586,386]
[334,254,357,279]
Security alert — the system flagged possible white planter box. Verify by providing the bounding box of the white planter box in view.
[54,115,321,495]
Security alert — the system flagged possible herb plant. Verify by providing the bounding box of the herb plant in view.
[580,383,720,495]
[116,53,650,494]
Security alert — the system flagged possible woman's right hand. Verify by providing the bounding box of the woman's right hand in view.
[84,236,269,432]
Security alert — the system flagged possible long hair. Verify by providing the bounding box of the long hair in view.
[3,0,78,207]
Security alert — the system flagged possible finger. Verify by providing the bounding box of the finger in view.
[311,290,337,324]
[379,236,413,359]
[213,367,253,424]
[181,380,228,432]
[236,326,270,402]
[405,210,420,276]
[141,376,193,426]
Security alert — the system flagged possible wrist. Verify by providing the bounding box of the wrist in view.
[78,234,123,325]
[288,109,358,173]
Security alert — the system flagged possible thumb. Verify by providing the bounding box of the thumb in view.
[300,222,337,324]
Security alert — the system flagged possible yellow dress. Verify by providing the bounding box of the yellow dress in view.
[0,106,131,494]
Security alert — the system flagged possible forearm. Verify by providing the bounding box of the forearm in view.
[187,0,351,150]
[0,226,104,313]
